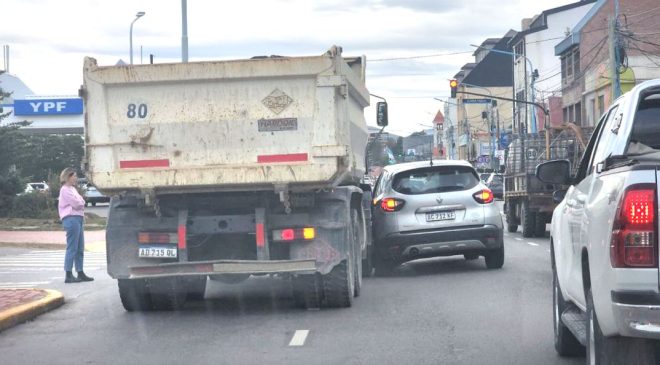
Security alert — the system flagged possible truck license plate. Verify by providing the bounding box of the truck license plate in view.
[426,211,456,222]
[138,246,178,258]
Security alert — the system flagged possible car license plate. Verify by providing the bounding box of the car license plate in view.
[138,246,178,258]
[426,211,456,222]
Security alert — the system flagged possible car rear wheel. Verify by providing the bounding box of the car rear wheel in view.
[484,245,504,269]
[552,269,583,356]
[374,256,397,277]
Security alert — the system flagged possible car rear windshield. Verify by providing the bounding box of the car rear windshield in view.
[392,166,479,195]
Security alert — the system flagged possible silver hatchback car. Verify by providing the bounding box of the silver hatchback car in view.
[371,160,504,275]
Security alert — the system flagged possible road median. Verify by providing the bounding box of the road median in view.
[0,289,64,332]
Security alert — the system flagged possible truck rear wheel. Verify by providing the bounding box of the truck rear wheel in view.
[322,252,355,308]
[118,279,151,312]
[148,278,187,311]
[292,274,322,309]
[506,201,518,233]
[521,200,536,238]
[534,213,546,237]
[351,209,363,297]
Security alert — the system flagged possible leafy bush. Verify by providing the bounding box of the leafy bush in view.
[11,192,58,219]
[0,171,23,217]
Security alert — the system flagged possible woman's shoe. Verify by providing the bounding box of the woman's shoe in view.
[65,271,81,283]
[77,271,94,282]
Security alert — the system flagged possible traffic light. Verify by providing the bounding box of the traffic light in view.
[450,79,458,98]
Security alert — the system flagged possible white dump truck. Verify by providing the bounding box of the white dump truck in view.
[82,46,387,311]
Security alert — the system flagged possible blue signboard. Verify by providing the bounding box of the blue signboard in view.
[463,98,491,104]
[13,98,83,116]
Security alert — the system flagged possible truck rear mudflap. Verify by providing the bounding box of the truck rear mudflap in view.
[129,259,317,279]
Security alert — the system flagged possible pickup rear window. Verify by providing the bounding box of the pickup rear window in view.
[630,95,660,149]
[392,166,479,195]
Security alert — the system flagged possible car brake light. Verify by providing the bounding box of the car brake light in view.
[380,198,405,212]
[138,232,178,244]
[473,189,494,204]
[611,185,658,268]
[272,227,316,242]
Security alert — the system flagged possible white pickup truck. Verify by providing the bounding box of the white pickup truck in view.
[537,80,660,364]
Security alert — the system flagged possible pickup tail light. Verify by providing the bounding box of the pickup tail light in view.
[272,227,316,242]
[380,198,405,212]
[473,189,494,204]
[138,232,178,245]
[611,185,658,268]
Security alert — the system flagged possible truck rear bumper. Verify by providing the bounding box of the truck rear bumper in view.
[128,259,317,279]
[611,291,660,339]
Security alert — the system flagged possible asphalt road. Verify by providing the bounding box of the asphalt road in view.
[86,203,109,218]
[0,206,584,365]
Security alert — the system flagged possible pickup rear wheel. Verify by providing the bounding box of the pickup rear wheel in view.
[587,289,658,364]
[552,269,583,356]
[521,200,536,238]
[118,279,151,312]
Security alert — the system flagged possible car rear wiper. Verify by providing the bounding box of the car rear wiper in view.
[601,154,638,172]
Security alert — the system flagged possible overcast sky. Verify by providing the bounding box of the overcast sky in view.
[2,0,576,135]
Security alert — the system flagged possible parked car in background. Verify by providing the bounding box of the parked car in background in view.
[84,185,110,206]
[23,182,49,194]
[371,160,504,276]
[538,80,660,363]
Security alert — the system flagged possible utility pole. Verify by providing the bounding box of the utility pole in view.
[609,0,621,99]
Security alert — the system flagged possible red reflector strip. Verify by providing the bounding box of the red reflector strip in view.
[257,153,308,163]
[256,223,265,247]
[138,232,177,244]
[177,224,187,250]
[119,159,170,169]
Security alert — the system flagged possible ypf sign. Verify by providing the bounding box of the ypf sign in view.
[13,98,83,116]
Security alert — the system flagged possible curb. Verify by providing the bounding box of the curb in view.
[0,289,64,333]
[0,241,106,252]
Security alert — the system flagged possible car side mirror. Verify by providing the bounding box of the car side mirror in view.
[536,160,572,185]
[376,102,388,127]
[553,189,567,204]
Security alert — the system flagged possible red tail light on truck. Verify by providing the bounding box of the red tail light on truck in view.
[611,185,658,268]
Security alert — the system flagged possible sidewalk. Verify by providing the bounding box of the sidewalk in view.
[0,230,106,252]
[0,289,64,332]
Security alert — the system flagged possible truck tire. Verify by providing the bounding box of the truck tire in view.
[292,274,322,309]
[185,277,207,301]
[534,213,546,237]
[484,245,504,269]
[118,279,151,312]
[322,252,355,308]
[506,201,518,233]
[362,245,374,277]
[586,288,657,364]
[521,200,536,238]
[148,278,187,311]
[351,209,363,297]
[552,269,583,356]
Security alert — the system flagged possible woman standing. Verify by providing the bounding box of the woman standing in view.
[58,168,94,283]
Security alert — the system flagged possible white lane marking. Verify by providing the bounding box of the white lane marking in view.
[289,330,309,347]
[527,242,540,247]
[0,281,50,288]
[514,237,523,241]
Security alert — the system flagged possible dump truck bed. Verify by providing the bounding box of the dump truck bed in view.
[82,47,370,195]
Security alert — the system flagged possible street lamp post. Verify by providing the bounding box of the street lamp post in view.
[129,11,146,65]
[470,44,538,134]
